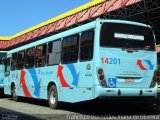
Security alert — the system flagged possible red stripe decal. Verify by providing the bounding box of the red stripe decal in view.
[57,65,70,87]
[20,70,32,97]
[137,59,147,70]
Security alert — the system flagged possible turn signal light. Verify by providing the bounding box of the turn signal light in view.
[98,69,103,74]
[99,75,104,80]
[97,68,107,87]
[154,70,159,76]
[150,70,159,88]
[153,70,159,81]
[101,81,106,86]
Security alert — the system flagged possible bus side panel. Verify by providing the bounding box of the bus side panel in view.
[35,67,47,99]
[41,66,58,100]
[6,69,40,98]
[12,70,31,97]
[39,65,75,102]
[10,62,95,103]
[72,61,95,102]
[4,71,18,95]
[72,88,94,102]
[26,68,46,99]
[54,64,74,102]
[4,76,10,95]
[15,68,46,99]
[5,65,74,102]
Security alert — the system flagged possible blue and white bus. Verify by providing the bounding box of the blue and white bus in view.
[4,19,158,108]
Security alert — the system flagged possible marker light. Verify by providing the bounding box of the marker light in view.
[98,69,103,74]
[154,70,159,77]
[99,75,104,80]
[153,70,159,81]
[97,68,107,87]
[150,70,159,88]
[101,81,106,86]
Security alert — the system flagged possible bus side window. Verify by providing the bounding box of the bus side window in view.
[80,30,94,61]
[35,44,47,67]
[4,58,11,77]
[47,40,61,65]
[17,51,25,69]
[25,48,35,68]
[62,35,79,64]
[11,53,17,71]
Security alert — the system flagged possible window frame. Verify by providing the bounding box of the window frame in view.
[4,57,11,77]
[79,29,94,62]
[25,47,36,69]
[35,43,47,68]
[100,23,155,51]
[17,50,26,70]
[47,39,61,66]
[11,52,17,71]
[61,34,79,64]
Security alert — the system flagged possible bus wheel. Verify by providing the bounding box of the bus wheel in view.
[11,86,19,101]
[48,85,59,109]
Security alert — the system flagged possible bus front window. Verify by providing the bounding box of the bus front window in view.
[100,23,155,51]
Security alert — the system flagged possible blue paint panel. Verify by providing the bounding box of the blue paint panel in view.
[0,78,4,84]
[28,68,40,97]
[144,60,154,70]
[66,64,79,86]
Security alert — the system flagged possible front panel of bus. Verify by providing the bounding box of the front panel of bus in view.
[95,21,157,97]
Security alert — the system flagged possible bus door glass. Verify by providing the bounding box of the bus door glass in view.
[4,57,11,77]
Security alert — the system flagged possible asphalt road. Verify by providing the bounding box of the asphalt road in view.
[0,93,160,120]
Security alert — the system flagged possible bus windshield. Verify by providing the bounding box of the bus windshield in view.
[100,23,155,51]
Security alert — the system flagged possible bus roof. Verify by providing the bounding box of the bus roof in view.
[7,18,154,55]
[101,19,151,28]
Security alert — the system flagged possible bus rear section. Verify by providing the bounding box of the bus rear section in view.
[94,21,158,98]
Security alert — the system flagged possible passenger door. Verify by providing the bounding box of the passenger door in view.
[4,57,11,95]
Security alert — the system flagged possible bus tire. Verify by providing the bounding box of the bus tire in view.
[48,85,59,109]
[11,85,19,101]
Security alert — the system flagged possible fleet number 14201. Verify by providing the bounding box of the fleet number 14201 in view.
[101,57,121,64]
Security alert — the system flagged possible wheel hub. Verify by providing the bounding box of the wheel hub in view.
[50,91,56,105]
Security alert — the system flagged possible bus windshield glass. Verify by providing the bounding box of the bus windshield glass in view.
[100,23,155,51]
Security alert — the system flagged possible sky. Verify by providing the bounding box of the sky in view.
[0,0,91,36]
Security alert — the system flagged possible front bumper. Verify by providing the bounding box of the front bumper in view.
[94,84,158,98]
